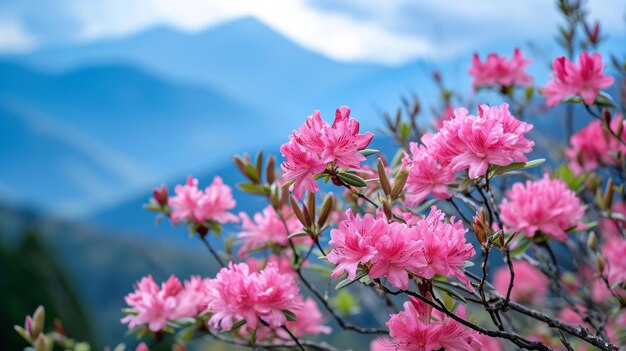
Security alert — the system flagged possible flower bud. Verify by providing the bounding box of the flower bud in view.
[290,195,307,226]
[390,166,410,201]
[32,306,45,339]
[317,193,334,227]
[152,184,169,207]
[266,155,276,185]
[377,158,391,196]
[473,211,488,246]
[307,191,316,224]
[596,253,605,273]
[587,232,597,252]
[603,177,614,210]
[382,200,393,221]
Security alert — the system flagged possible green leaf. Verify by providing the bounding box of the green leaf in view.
[489,158,545,178]
[236,182,269,195]
[433,283,467,303]
[283,309,298,322]
[358,149,380,157]
[304,264,333,276]
[336,272,368,290]
[553,163,586,191]
[229,320,247,332]
[288,231,309,239]
[176,324,199,343]
[331,290,360,316]
[207,221,222,235]
[336,172,367,187]
[400,122,411,141]
[510,237,531,257]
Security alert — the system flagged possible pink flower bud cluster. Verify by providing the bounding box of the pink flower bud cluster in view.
[565,114,626,174]
[122,262,330,337]
[237,205,309,256]
[327,207,475,290]
[280,106,374,199]
[168,175,238,225]
[121,275,210,332]
[542,51,614,107]
[500,174,586,242]
[469,48,533,88]
[372,297,482,351]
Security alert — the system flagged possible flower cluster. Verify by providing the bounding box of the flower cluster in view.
[280,106,374,199]
[469,48,533,88]
[424,103,534,179]
[372,297,481,351]
[493,260,548,304]
[500,174,586,242]
[205,262,301,330]
[402,142,454,206]
[237,205,307,256]
[121,275,208,332]
[542,51,614,107]
[565,114,626,174]
[327,207,475,290]
[168,175,238,225]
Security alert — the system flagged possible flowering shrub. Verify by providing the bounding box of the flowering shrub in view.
[15,1,626,351]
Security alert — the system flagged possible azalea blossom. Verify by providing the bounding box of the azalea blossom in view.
[405,207,476,288]
[379,296,480,351]
[403,142,454,206]
[121,275,199,332]
[205,262,300,330]
[425,103,534,179]
[493,260,549,304]
[469,48,533,88]
[328,207,474,290]
[326,210,386,281]
[565,115,626,174]
[500,174,586,242]
[542,51,614,107]
[280,106,374,199]
[168,175,238,225]
[237,205,307,256]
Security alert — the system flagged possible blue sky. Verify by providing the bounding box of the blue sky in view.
[1,0,624,64]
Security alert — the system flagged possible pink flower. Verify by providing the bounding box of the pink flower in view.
[542,51,614,107]
[493,260,548,304]
[327,210,385,280]
[425,103,534,179]
[205,262,300,330]
[602,236,626,296]
[469,48,532,88]
[565,115,626,174]
[383,297,479,351]
[500,174,586,242]
[369,222,427,290]
[281,106,374,199]
[135,343,149,351]
[281,297,331,337]
[168,175,238,225]
[121,275,198,332]
[406,207,476,288]
[403,142,454,206]
[238,205,306,256]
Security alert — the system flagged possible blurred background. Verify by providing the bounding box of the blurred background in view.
[0,0,625,349]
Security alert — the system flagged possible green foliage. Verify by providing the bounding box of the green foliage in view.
[0,230,96,350]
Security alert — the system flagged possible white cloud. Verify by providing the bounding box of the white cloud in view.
[2,0,625,64]
[0,19,37,52]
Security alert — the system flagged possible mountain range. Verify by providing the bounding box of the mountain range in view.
[0,17,446,219]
